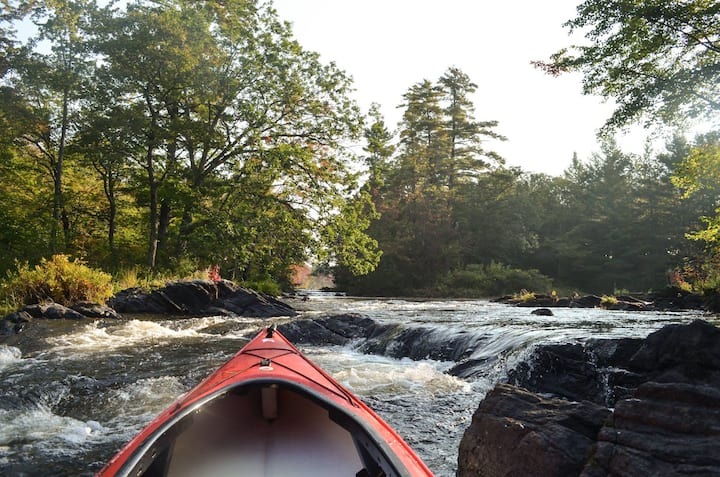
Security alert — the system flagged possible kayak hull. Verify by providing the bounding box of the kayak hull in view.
[97,327,433,477]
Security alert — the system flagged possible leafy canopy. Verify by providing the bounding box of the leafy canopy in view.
[536,0,720,129]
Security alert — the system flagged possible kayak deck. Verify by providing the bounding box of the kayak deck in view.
[121,380,404,477]
[163,384,363,476]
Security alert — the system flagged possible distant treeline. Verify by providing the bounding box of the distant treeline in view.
[333,68,720,295]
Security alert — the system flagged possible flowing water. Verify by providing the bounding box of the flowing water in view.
[0,294,711,476]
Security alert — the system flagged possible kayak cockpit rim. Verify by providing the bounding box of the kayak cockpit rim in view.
[111,377,415,477]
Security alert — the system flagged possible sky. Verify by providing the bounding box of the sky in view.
[271,0,652,176]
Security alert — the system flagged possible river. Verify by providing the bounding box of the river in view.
[0,294,710,476]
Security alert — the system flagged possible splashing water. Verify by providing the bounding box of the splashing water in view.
[0,295,709,476]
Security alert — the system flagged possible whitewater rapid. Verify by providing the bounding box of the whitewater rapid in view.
[0,295,708,476]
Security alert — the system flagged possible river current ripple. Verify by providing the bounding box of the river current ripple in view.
[0,294,709,476]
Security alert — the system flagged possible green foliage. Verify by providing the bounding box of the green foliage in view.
[538,0,720,129]
[2,2,720,299]
[437,263,552,298]
[600,295,618,306]
[1,254,114,308]
[0,0,377,288]
[336,67,507,295]
[240,279,282,297]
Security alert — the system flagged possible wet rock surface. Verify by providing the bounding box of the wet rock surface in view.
[458,384,610,477]
[277,313,390,345]
[458,319,720,477]
[1,280,296,338]
[108,280,296,317]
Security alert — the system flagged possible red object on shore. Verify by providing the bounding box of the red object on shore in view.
[97,327,433,477]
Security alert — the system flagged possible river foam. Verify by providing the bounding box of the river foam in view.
[308,347,471,396]
[46,319,212,353]
[0,346,22,370]
[0,405,104,450]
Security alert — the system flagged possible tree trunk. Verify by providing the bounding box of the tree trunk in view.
[108,180,116,257]
[146,145,159,270]
[158,199,171,263]
[51,86,70,254]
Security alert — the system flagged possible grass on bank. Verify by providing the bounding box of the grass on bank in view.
[0,255,287,316]
[0,255,114,314]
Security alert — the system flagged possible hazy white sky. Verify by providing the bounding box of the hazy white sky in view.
[272,0,651,176]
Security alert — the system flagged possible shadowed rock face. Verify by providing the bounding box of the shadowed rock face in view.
[277,314,391,345]
[458,320,720,477]
[458,384,610,477]
[108,280,296,317]
[582,381,720,477]
[1,280,296,338]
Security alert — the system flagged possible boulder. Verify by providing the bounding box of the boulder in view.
[457,383,611,477]
[508,343,606,404]
[515,294,557,308]
[531,308,554,316]
[277,314,389,346]
[107,287,169,314]
[0,311,33,336]
[22,303,86,320]
[71,302,122,319]
[108,280,296,318]
[462,320,720,477]
[626,319,720,380]
[569,295,602,308]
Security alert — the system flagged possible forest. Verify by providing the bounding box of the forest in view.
[1,0,720,297]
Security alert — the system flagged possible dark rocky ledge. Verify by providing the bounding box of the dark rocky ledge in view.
[1,279,296,338]
[494,286,710,312]
[108,279,296,317]
[458,319,720,476]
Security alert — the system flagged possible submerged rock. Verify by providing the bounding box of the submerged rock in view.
[530,307,553,316]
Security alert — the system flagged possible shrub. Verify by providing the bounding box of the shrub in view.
[1,255,114,307]
[514,289,537,302]
[601,294,619,306]
[437,262,553,297]
[241,279,282,297]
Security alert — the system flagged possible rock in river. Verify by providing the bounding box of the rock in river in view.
[108,279,296,317]
[457,383,610,477]
[458,319,720,477]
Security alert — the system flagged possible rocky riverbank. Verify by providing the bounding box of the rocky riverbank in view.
[494,286,712,312]
[0,279,296,336]
[458,319,720,476]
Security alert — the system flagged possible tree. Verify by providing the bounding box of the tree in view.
[336,68,509,295]
[672,133,720,254]
[89,0,374,279]
[438,67,504,186]
[397,78,446,189]
[362,103,395,199]
[537,0,720,129]
[6,0,95,252]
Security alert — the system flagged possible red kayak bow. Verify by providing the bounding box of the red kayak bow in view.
[97,326,433,477]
